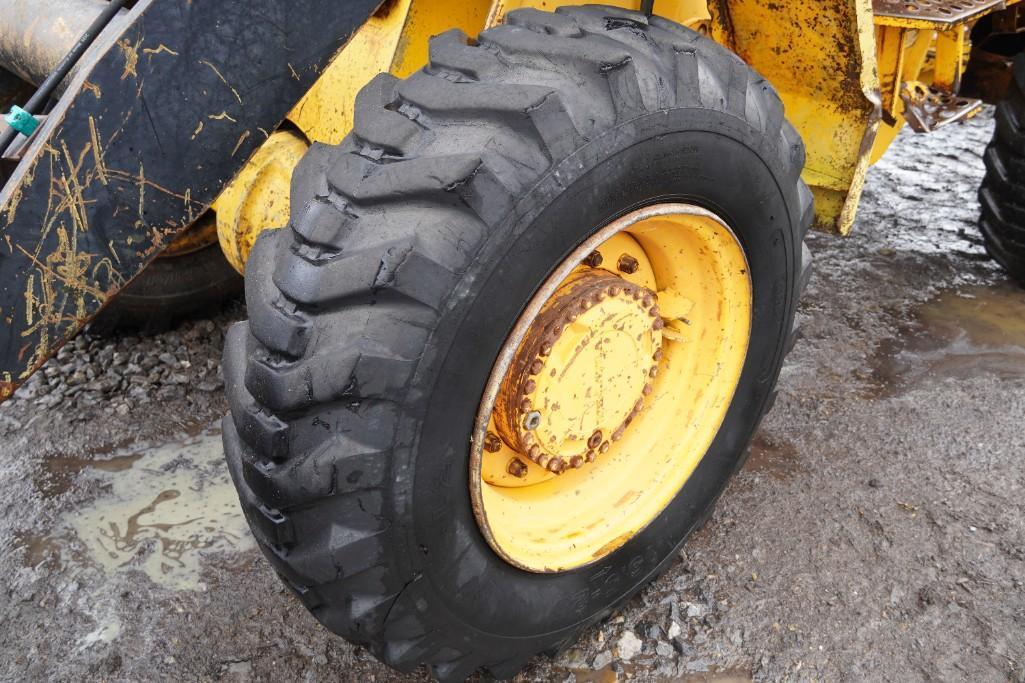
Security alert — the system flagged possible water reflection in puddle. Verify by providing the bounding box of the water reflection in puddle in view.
[872,283,1025,394]
[22,424,253,591]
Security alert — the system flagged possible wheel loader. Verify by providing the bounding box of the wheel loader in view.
[2,0,1024,679]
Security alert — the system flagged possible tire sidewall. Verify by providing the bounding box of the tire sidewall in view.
[398,107,801,647]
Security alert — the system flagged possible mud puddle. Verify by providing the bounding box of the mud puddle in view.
[871,282,1025,395]
[20,424,253,591]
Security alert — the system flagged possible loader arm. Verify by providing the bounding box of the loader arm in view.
[0,0,382,400]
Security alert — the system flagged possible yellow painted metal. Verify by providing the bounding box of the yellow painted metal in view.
[287,0,492,145]
[870,25,932,162]
[213,130,309,274]
[160,213,218,258]
[485,0,710,31]
[470,204,751,572]
[933,26,967,91]
[710,0,881,235]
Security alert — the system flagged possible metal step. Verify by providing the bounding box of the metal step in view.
[900,81,984,132]
[874,0,1006,30]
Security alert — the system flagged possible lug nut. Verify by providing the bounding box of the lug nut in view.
[484,432,503,453]
[652,318,665,330]
[524,411,542,430]
[585,450,597,463]
[584,251,603,267]
[547,457,565,473]
[529,359,544,375]
[617,254,639,274]
[523,379,537,394]
[599,441,610,453]
[507,458,529,478]
[570,455,584,468]
[587,430,603,450]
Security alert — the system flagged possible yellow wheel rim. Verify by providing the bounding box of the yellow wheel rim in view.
[469,204,753,572]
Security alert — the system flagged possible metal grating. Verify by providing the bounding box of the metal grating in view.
[874,0,1006,29]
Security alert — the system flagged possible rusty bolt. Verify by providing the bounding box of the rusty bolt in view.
[617,254,639,274]
[583,250,604,268]
[547,457,565,474]
[529,359,544,375]
[599,441,610,454]
[507,458,529,478]
[523,379,537,394]
[642,294,653,308]
[540,342,553,356]
[608,285,621,297]
[648,306,659,318]
[642,384,653,396]
[649,366,659,378]
[520,398,532,413]
[523,411,542,430]
[653,348,663,361]
[538,454,550,467]
[587,430,603,450]
[652,318,665,330]
[484,432,503,453]
[585,450,597,463]
[528,444,540,460]
[570,455,584,469]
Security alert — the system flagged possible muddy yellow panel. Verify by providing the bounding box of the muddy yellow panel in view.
[288,0,494,145]
[485,0,711,30]
[709,0,881,235]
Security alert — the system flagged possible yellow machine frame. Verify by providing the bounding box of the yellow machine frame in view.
[212,0,1024,270]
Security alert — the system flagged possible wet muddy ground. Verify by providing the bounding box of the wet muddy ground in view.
[1,110,1023,682]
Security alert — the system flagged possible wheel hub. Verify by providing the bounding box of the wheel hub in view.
[493,271,662,474]
[470,204,753,572]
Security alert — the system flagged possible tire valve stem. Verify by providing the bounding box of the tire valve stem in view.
[524,411,542,430]
[507,458,529,478]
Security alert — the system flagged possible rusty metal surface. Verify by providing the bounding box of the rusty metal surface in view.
[873,0,1006,28]
[710,0,881,235]
[0,0,382,400]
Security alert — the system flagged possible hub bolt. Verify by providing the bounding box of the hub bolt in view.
[507,458,529,478]
[584,251,604,267]
[587,430,603,450]
[484,432,503,453]
[617,254,639,274]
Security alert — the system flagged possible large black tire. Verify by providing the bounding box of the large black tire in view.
[223,6,812,680]
[89,243,243,334]
[980,54,1025,284]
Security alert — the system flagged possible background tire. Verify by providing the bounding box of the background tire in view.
[89,243,242,334]
[979,53,1025,285]
[223,6,812,680]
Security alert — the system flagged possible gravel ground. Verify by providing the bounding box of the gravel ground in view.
[1,110,1023,682]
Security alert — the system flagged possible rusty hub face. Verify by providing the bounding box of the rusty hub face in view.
[470,204,753,573]
[492,270,661,475]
